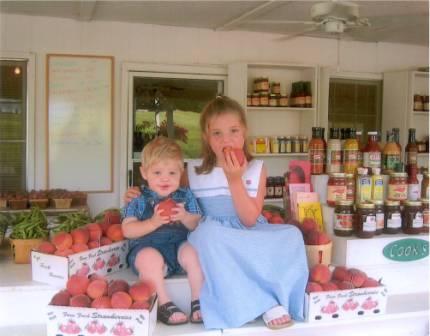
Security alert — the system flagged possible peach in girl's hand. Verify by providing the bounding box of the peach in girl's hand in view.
[223,147,245,166]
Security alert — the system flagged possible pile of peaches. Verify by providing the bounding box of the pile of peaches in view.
[298,218,331,246]
[37,211,124,256]
[50,274,155,310]
[306,264,381,293]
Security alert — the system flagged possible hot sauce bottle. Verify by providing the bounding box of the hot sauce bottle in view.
[383,130,401,174]
[326,128,342,173]
[363,131,382,170]
[405,128,418,167]
[343,128,359,175]
[309,127,325,175]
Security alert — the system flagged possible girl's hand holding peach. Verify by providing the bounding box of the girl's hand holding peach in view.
[221,148,247,182]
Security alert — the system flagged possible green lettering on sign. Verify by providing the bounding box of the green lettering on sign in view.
[383,238,429,262]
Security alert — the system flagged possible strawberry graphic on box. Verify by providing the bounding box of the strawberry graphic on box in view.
[342,298,359,311]
[361,297,378,310]
[108,254,120,267]
[111,322,134,336]
[86,320,107,334]
[75,263,90,277]
[93,257,105,271]
[321,300,338,314]
[59,319,81,334]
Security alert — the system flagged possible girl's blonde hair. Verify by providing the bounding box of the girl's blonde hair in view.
[141,136,184,171]
[196,96,253,174]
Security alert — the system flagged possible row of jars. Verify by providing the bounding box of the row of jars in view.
[326,170,429,207]
[248,93,289,107]
[266,176,286,199]
[249,136,309,154]
[413,94,429,111]
[334,199,429,238]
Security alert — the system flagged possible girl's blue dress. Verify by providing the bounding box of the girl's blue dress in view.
[187,160,309,329]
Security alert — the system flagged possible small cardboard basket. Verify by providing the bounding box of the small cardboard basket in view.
[11,238,45,264]
[52,198,73,209]
[47,296,158,336]
[305,241,332,268]
[29,199,49,209]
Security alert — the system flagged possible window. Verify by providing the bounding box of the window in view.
[0,60,27,192]
[328,78,382,137]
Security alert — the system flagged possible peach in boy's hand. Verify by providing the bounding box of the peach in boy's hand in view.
[223,146,246,166]
[157,198,177,217]
[151,204,171,227]
[169,203,188,223]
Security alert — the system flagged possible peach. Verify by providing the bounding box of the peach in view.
[306,282,323,293]
[104,211,121,225]
[52,232,73,251]
[88,240,100,249]
[70,294,91,307]
[131,301,150,310]
[309,264,331,284]
[362,277,380,288]
[129,281,155,302]
[87,279,108,299]
[332,266,350,282]
[71,228,90,244]
[269,215,284,224]
[223,147,245,165]
[157,198,177,217]
[50,290,71,306]
[89,274,107,282]
[338,281,355,290]
[38,241,56,254]
[54,249,74,257]
[111,291,133,309]
[100,237,112,246]
[67,275,90,296]
[91,296,112,309]
[106,224,124,242]
[304,230,319,245]
[86,223,103,241]
[321,281,339,291]
[316,232,331,245]
[72,243,89,253]
[108,279,129,297]
[348,268,367,288]
[262,210,273,221]
[301,218,317,234]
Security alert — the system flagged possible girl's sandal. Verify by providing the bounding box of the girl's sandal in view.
[262,305,294,330]
[190,299,203,324]
[158,301,189,326]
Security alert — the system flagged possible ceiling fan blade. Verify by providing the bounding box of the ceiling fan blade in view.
[245,19,316,25]
[275,26,320,42]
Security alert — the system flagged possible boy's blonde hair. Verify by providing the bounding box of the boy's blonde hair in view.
[141,136,184,170]
[196,96,253,174]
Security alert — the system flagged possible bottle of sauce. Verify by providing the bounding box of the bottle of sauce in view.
[371,168,384,201]
[407,165,420,201]
[392,128,402,165]
[355,202,376,238]
[326,128,342,173]
[362,131,382,170]
[309,127,325,175]
[405,128,418,167]
[383,130,401,174]
[345,173,355,203]
[343,128,359,175]
[356,168,372,204]
[356,130,363,168]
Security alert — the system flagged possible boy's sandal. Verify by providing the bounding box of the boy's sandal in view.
[190,299,203,324]
[158,301,189,326]
[262,305,294,330]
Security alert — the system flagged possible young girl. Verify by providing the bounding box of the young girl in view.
[125,97,308,330]
[122,136,204,325]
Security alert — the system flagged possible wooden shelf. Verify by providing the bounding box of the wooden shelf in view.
[264,198,284,204]
[246,106,315,112]
[252,153,307,157]
[412,111,429,116]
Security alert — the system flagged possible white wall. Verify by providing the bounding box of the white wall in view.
[0,13,428,213]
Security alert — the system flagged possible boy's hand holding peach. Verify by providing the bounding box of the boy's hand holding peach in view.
[169,203,190,223]
[150,204,171,228]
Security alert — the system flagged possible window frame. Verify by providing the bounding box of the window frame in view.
[0,51,36,191]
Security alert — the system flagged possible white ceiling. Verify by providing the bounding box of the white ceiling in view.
[0,1,428,46]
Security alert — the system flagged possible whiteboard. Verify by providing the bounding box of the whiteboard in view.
[47,54,113,192]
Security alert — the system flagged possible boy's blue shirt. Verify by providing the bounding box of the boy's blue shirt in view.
[122,186,201,227]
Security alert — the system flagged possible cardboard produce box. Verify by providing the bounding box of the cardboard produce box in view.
[305,285,388,322]
[32,240,129,288]
[46,297,157,336]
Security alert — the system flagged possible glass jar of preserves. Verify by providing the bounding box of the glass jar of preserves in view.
[421,198,429,233]
[274,176,284,198]
[278,136,286,153]
[279,95,289,107]
[424,95,429,111]
[285,136,292,153]
[271,82,281,95]
[251,93,260,106]
[327,173,347,207]
[269,94,278,107]
[402,200,423,234]
[270,137,280,154]
[300,136,308,153]
[346,173,355,202]
[261,78,269,92]
[355,203,376,238]
[388,172,408,202]
[266,177,274,198]
[384,200,402,234]
[372,200,384,235]
[253,78,260,92]
[422,173,429,199]
[247,93,252,106]
[414,94,423,111]
[260,92,269,106]
[292,136,301,153]
[334,200,354,237]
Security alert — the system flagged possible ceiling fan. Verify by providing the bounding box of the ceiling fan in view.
[249,1,371,41]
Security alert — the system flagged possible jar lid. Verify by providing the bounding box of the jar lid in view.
[260,92,269,96]
[345,173,354,178]
[335,200,354,206]
[269,94,278,98]
[384,200,400,206]
[390,172,408,177]
[367,131,378,135]
[420,198,429,204]
[357,202,375,209]
[271,82,280,85]
[371,200,384,205]
[405,200,422,206]
[330,173,346,178]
